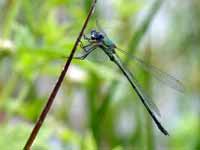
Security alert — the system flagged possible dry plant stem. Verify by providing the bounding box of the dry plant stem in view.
[23,0,97,149]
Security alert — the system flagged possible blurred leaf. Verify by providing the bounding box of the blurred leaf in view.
[114,0,143,17]
[0,122,51,150]
[82,132,97,150]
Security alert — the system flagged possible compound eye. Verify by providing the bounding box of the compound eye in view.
[90,30,97,39]
[99,33,104,39]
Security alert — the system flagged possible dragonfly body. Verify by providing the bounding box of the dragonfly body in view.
[83,30,169,135]
[76,29,183,136]
[84,30,117,61]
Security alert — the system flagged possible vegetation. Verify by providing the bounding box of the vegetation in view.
[0,0,199,149]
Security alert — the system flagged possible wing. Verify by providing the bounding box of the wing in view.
[129,69,162,117]
[113,54,161,117]
[112,54,169,135]
[117,48,185,93]
[95,19,183,92]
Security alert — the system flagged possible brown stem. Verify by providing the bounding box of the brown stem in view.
[23,0,97,149]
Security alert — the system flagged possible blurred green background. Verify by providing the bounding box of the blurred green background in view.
[0,0,199,149]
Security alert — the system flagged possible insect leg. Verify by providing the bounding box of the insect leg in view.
[80,41,94,52]
[83,34,91,41]
[75,45,98,60]
[65,45,98,60]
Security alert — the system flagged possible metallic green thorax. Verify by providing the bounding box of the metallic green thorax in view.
[102,37,116,49]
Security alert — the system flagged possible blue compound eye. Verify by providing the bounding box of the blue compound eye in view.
[90,30,104,41]
[91,30,97,35]
[98,33,104,39]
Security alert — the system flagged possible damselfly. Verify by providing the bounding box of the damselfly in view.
[70,24,184,136]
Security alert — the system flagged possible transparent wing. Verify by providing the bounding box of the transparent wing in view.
[129,70,161,117]
[95,19,184,92]
[117,48,185,93]
[113,54,161,117]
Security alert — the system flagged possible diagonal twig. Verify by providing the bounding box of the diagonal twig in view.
[23,0,98,149]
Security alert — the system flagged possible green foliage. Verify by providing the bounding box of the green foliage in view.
[0,122,50,150]
[0,0,199,149]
